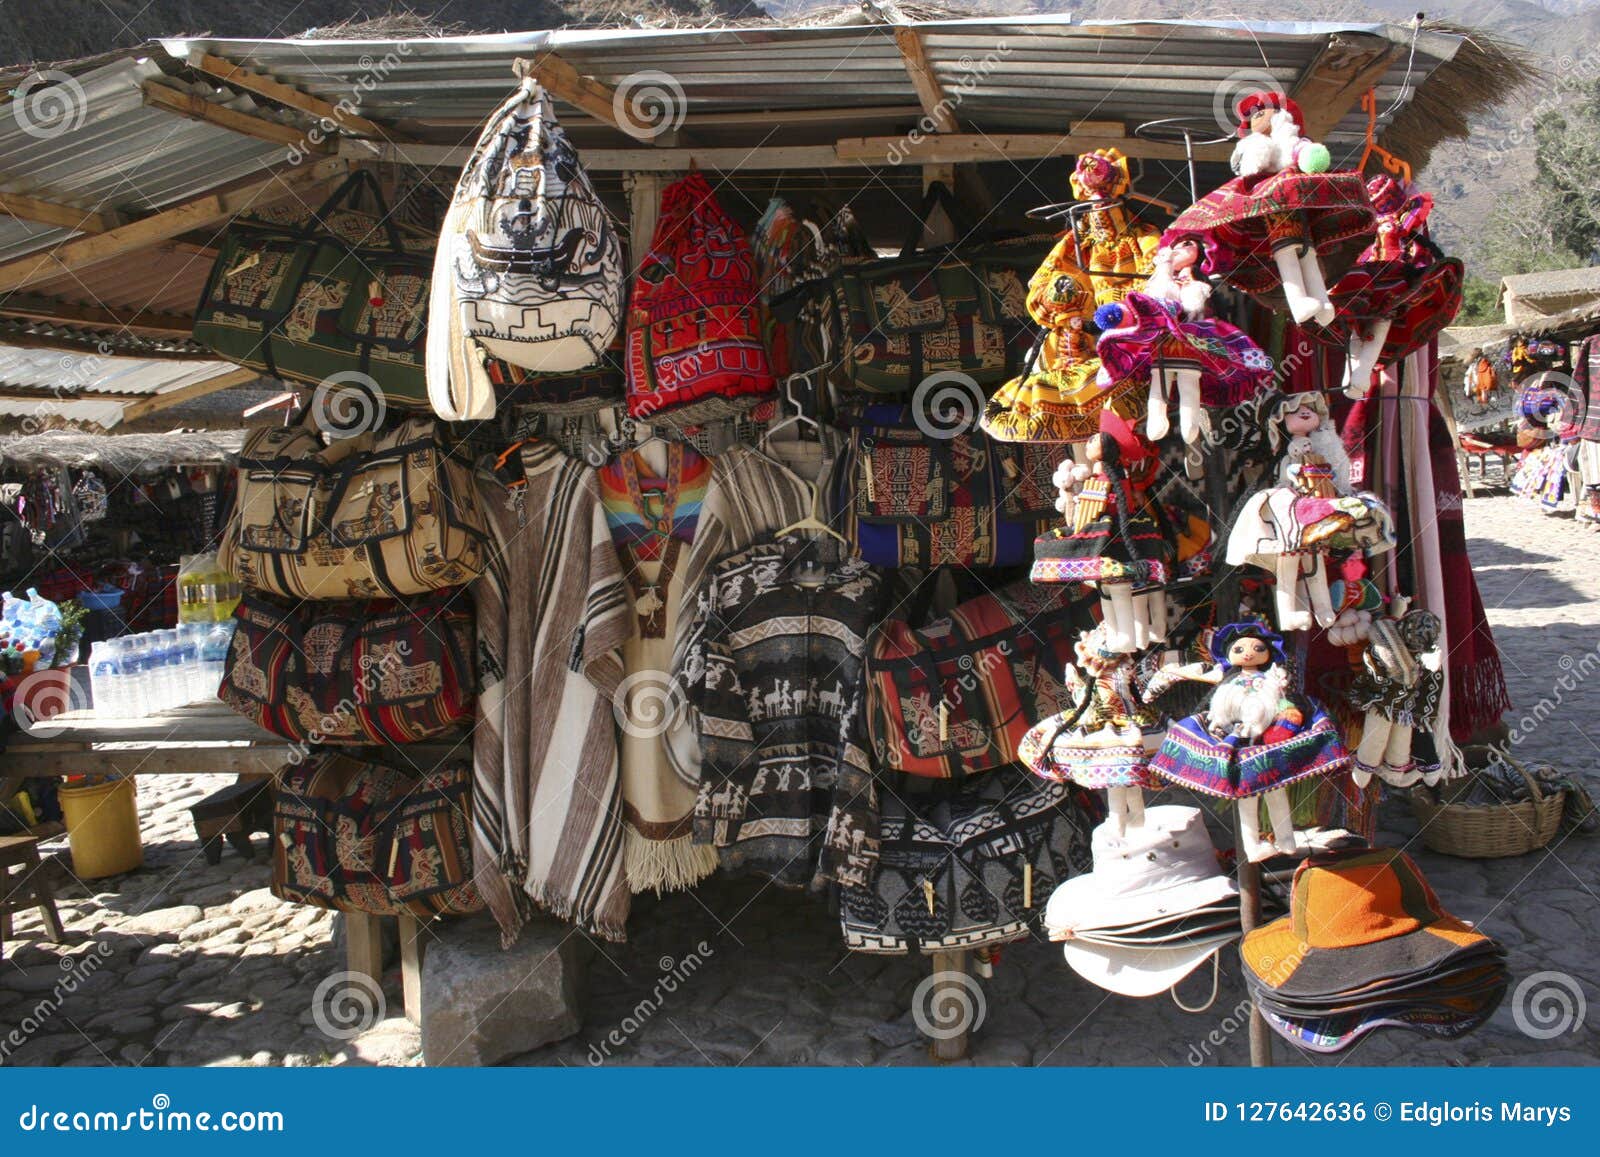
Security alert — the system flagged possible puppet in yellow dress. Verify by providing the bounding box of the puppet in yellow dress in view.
[983,148,1160,443]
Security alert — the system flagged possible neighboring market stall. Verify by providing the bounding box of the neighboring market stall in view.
[1,9,1571,1066]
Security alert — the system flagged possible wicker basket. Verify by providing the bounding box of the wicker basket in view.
[1409,757,1565,859]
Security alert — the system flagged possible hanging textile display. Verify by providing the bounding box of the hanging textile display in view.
[625,170,777,424]
[832,182,1050,394]
[982,150,1161,443]
[427,75,625,420]
[832,404,1059,567]
[194,172,434,407]
[469,441,633,943]
[686,537,886,890]
[837,769,1094,955]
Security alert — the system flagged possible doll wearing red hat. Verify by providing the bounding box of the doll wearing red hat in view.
[1092,233,1275,446]
[1031,410,1174,652]
[1305,175,1464,398]
[1166,91,1375,327]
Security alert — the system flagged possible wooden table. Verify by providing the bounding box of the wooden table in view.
[3,702,466,1023]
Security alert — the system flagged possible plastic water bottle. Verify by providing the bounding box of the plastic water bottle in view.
[120,635,149,717]
[157,629,186,711]
[199,621,236,701]
[89,640,123,717]
[176,623,206,704]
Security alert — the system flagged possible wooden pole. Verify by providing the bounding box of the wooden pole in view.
[397,911,426,1025]
[927,949,971,1062]
[1232,805,1274,1067]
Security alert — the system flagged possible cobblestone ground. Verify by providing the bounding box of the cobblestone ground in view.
[2,494,1596,1068]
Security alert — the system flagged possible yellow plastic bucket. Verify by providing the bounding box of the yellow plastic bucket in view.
[58,777,144,879]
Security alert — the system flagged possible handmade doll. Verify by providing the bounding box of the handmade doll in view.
[1068,147,1162,308]
[983,149,1159,443]
[1093,235,1275,445]
[1309,176,1464,398]
[1150,623,1351,861]
[1032,410,1173,651]
[1167,92,1374,326]
[1226,393,1394,631]
[1347,599,1444,788]
[1019,623,1165,834]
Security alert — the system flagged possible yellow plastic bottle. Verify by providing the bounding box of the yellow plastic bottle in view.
[177,554,242,623]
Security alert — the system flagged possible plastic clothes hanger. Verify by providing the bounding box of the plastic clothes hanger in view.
[1357,88,1413,186]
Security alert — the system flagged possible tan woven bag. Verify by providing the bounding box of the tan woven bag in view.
[220,418,487,600]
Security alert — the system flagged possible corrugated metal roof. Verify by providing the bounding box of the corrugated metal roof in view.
[158,17,1459,150]
[21,248,213,317]
[0,57,293,265]
[0,15,1487,429]
[0,347,244,429]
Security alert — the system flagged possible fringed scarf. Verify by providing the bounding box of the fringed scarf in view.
[1345,346,1511,755]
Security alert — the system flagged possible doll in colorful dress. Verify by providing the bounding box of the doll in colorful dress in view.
[1032,410,1173,652]
[1150,623,1349,861]
[983,149,1159,443]
[1309,176,1464,398]
[1019,623,1165,835]
[1092,235,1275,445]
[1167,92,1375,326]
[1347,598,1444,788]
[1225,394,1394,631]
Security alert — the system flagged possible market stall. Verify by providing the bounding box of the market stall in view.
[0,10,1562,1066]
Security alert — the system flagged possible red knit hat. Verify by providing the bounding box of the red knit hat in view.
[1098,406,1152,464]
[1236,90,1304,137]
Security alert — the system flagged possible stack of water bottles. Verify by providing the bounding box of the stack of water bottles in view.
[88,554,241,718]
[87,623,237,718]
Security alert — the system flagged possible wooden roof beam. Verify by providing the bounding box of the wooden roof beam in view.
[893,27,960,134]
[0,193,126,235]
[345,129,1219,171]
[1290,35,1401,143]
[184,52,410,142]
[119,367,261,423]
[0,295,194,338]
[143,82,333,153]
[524,53,682,144]
[0,157,347,295]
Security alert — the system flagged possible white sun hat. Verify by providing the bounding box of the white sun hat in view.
[1043,805,1238,940]
[1062,928,1241,999]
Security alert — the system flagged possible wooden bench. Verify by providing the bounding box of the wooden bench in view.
[1459,431,1526,495]
[1,703,467,1023]
[190,776,273,864]
[0,835,66,957]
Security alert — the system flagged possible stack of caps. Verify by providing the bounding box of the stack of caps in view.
[1241,847,1508,1053]
[1045,806,1241,999]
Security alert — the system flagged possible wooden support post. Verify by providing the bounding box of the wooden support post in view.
[927,949,972,1062]
[625,172,665,258]
[1233,811,1274,1068]
[343,911,386,986]
[397,911,426,1025]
